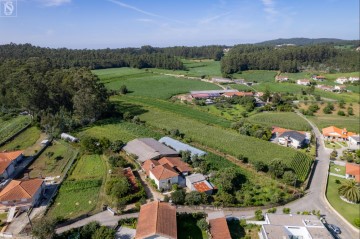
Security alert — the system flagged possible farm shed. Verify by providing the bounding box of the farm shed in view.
[123,138,178,162]
[186,173,214,195]
[159,137,207,157]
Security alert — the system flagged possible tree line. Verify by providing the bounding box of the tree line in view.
[221,44,359,75]
[0,58,109,134]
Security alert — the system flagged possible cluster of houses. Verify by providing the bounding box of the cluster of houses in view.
[272,127,310,148]
[190,89,254,100]
[316,84,347,92]
[335,76,359,84]
[134,201,231,239]
[123,137,215,194]
[0,151,45,213]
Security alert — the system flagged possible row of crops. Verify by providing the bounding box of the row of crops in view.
[289,152,314,182]
[0,115,31,145]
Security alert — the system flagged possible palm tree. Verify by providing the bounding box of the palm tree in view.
[338,180,360,203]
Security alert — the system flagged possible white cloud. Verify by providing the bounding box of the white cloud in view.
[261,0,278,20]
[136,18,154,23]
[39,0,71,7]
[199,12,231,24]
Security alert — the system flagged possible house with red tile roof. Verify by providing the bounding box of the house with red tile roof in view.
[297,79,311,86]
[0,150,24,180]
[135,201,177,239]
[142,157,192,190]
[207,211,231,239]
[345,163,360,183]
[322,126,357,141]
[0,178,44,211]
[223,91,254,98]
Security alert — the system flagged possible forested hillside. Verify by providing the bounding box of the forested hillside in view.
[256,38,358,46]
[221,44,359,75]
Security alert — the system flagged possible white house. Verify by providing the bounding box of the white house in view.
[0,151,24,181]
[296,79,311,86]
[349,135,360,146]
[275,75,289,82]
[345,163,360,183]
[60,133,79,142]
[335,77,348,84]
[149,164,179,190]
[278,131,307,148]
[334,85,347,92]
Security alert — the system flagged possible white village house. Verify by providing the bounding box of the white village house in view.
[335,77,348,84]
[60,133,79,142]
[296,79,311,86]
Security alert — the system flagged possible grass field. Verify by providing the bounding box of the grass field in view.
[79,119,162,142]
[307,115,360,133]
[93,67,221,99]
[26,140,77,178]
[248,112,311,131]
[47,154,106,220]
[326,176,360,227]
[0,126,41,153]
[0,115,31,144]
[233,70,277,83]
[329,163,345,176]
[252,82,304,94]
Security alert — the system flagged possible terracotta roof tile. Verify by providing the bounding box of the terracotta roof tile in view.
[158,157,192,174]
[322,126,357,139]
[150,164,178,181]
[0,179,43,201]
[0,150,23,174]
[135,201,177,239]
[193,181,213,193]
[224,92,253,97]
[123,167,138,190]
[209,218,231,239]
[346,163,360,183]
[142,159,159,176]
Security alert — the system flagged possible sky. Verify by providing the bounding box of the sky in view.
[0,0,358,49]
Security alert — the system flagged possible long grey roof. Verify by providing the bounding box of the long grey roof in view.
[123,138,178,162]
[279,131,306,142]
[159,137,207,157]
[349,135,360,142]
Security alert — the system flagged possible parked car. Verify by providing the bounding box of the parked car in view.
[328,224,341,234]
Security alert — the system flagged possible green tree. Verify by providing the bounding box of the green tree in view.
[110,140,124,153]
[213,167,245,193]
[105,177,130,199]
[196,218,209,231]
[338,180,360,203]
[80,221,100,239]
[170,189,186,205]
[283,171,297,186]
[32,218,56,239]
[255,209,264,220]
[268,159,286,178]
[91,226,116,239]
[185,191,203,205]
[253,161,268,172]
[119,85,128,94]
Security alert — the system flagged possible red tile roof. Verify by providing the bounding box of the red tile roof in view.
[135,201,177,239]
[223,92,254,97]
[123,167,138,190]
[0,179,43,201]
[142,159,160,176]
[346,163,360,183]
[0,150,23,174]
[158,157,192,173]
[193,181,212,193]
[272,126,305,135]
[150,163,179,181]
[322,126,356,139]
[209,218,232,239]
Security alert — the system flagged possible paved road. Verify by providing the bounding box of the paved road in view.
[56,112,359,238]
[293,112,359,239]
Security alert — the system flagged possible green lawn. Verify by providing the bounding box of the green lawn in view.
[177,214,208,239]
[248,112,311,131]
[0,115,31,144]
[0,126,41,153]
[326,176,360,227]
[26,140,77,178]
[329,163,345,176]
[93,67,221,99]
[252,82,304,94]
[69,155,105,180]
[324,141,342,149]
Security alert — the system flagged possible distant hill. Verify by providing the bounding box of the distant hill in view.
[256,38,359,46]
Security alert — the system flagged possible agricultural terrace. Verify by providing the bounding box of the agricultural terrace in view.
[93,67,221,99]
[26,140,78,178]
[113,98,312,181]
[78,120,162,142]
[248,112,312,131]
[232,70,277,83]
[0,115,31,145]
[47,154,106,220]
[326,176,360,227]
[0,126,41,153]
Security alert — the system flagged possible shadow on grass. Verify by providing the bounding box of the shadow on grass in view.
[227,219,246,239]
[177,213,206,239]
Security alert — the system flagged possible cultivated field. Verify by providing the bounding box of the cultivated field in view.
[233,70,277,83]
[47,154,106,220]
[93,67,221,99]
[26,140,77,178]
[0,115,31,145]
[0,126,41,153]
[248,112,312,131]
